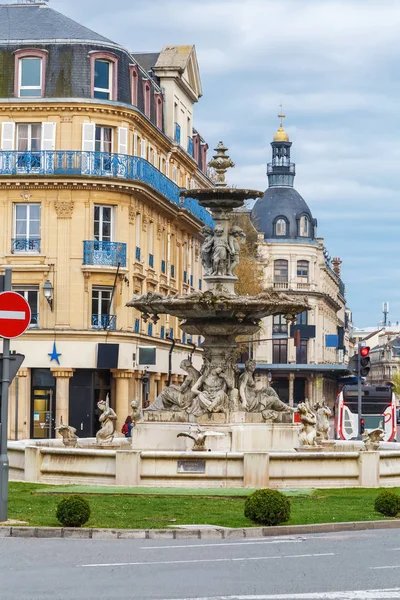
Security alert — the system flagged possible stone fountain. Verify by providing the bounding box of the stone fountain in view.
[127,143,309,452]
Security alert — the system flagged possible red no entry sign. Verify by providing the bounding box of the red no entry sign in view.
[0,291,31,339]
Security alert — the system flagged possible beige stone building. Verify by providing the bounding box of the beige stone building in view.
[0,2,212,439]
[249,119,351,407]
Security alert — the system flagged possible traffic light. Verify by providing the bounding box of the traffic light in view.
[359,346,371,378]
[360,418,365,434]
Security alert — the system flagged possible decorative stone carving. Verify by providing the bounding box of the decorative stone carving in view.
[96,394,117,445]
[129,202,135,224]
[200,225,214,275]
[177,426,225,451]
[20,192,32,201]
[298,400,318,447]
[239,360,295,421]
[207,142,235,187]
[228,226,246,275]
[315,400,331,442]
[130,398,143,426]
[54,200,74,219]
[191,361,234,414]
[146,359,200,412]
[362,428,384,451]
[55,416,78,448]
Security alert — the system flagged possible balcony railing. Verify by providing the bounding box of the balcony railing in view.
[0,151,213,228]
[92,314,116,330]
[188,136,194,156]
[273,281,289,290]
[83,241,126,267]
[174,123,181,144]
[12,238,41,253]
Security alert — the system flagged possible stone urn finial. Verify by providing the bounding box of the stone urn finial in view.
[208,141,235,187]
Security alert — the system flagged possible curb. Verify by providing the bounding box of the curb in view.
[1,519,400,540]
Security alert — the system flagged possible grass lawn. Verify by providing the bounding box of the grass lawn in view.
[6,482,399,529]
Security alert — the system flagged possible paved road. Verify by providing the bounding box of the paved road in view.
[2,528,400,599]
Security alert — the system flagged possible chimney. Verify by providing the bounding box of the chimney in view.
[332,257,342,277]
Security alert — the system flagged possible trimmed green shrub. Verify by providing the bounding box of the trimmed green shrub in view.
[56,495,91,527]
[374,490,400,517]
[244,489,290,526]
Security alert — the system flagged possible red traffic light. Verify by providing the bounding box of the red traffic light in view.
[360,346,370,358]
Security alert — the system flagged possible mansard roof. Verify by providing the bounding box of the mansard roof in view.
[0,3,114,45]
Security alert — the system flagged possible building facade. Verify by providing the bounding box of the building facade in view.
[249,118,351,407]
[0,2,213,440]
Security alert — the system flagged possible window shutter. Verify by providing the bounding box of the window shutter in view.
[140,138,146,159]
[153,149,158,168]
[82,123,95,152]
[41,122,56,151]
[133,133,138,156]
[1,122,15,151]
[118,127,128,155]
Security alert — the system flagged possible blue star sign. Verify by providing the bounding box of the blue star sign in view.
[48,342,61,365]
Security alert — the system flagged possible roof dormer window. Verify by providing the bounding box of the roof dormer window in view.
[14,49,47,98]
[275,218,287,236]
[90,52,118,101]
[299,215,309,237]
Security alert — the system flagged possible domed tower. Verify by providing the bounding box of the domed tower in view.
[251,115,317,240]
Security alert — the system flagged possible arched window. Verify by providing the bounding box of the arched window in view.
[275,218,287,236]
[90,51,118,101]
[274,259,288,282]
[297,260,309,279]
[299,215,309,237]
[14,49,48,98]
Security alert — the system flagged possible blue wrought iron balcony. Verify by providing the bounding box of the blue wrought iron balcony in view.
[83,241,126,268]
[0,150,213,228]
[174,123,181,144]
[188,136,194,156]
[92,314,116,330]
[12,238,41,253]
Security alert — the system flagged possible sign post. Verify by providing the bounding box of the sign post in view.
[0,269,29,522]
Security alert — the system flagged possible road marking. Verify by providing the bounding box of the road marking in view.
[80,552,334,568]
[141,539,304,550]
[0,310,25,320]
[168,588,400,599]
[371,565,400,570]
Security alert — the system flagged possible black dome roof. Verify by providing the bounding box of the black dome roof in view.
[251,186,316,240]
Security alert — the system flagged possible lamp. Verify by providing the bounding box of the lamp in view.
[43,280,53,311]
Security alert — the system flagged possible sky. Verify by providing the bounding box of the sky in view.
[50,0,400,328]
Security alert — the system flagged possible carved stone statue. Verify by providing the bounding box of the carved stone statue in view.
[212,225,230,276]
[55,416,78,448]
[130,398,143,426]
[362,428,384,451]
[177,426,225,451]
[200,225,214,275]
[315,399,331,442]
[228,226,246,275]
[96,394,117,445]
[239,360,295,421]
[146,359,200,411]
[191,362,232,414]
[297,399,318,447]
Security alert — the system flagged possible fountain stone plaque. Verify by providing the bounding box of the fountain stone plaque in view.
[177,459,206,473]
